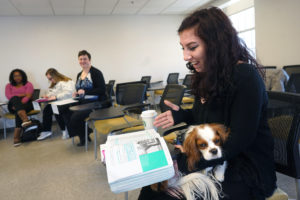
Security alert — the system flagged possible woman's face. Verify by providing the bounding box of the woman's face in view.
[78,55,91,69]
[179,27,206,72]
[46,74,56,84]
[13,71,22,84]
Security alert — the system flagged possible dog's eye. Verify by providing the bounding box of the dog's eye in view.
[214,139,220,144]
[198,143,207,148]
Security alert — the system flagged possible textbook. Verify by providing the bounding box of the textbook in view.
[103,129,174,193]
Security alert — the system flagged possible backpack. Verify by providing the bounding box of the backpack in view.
[21,119,42,142]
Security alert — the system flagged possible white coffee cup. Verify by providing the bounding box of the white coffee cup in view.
[141,110,157,130]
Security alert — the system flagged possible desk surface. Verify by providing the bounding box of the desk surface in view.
[147,86,165,91]
[89,106,124,120]
[70,101,101,112]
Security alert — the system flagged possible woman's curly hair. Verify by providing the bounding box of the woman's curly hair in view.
[178,7,263,101]
[9,68,28,86]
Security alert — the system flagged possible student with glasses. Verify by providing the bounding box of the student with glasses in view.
[37,68,75,140]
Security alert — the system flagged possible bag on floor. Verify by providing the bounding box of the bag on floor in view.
[21,119,42,142]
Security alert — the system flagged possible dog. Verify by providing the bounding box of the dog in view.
[151,123,230,200]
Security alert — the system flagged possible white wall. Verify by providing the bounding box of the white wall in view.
[255,0,300,68]
[0,15,188,102]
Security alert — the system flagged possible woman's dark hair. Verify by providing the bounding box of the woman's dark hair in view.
[9,69,28,86]
[78,50,91,60]
[178,7,263,101]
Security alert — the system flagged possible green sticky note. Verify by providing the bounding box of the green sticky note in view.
[139,150,168,172]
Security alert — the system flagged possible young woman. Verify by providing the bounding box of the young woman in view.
[68,50,107,146]
[5,69,34,146]
[139,7,277,200]
[37,68,75,140]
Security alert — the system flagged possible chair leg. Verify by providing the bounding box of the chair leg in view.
[3,118,6,139]
[85,121,88,152]
[94,126,97,160]
[72,137,74,145]
[296,178,300,200]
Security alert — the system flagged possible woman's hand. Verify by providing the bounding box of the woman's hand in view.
[48,96,56,101]
[77,89,85,95]
[72,91,78,98]
[153,100,180,129]
[42,95,48,99]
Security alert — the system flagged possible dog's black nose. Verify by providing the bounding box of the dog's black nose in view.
[210,148,218,155]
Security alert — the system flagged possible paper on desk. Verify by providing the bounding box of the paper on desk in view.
[51,98,77,105]
[51,104,59,114]
[50,98,78,114]
[32,101,41,111]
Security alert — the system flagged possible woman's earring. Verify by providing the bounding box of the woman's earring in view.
[186,62,194,71]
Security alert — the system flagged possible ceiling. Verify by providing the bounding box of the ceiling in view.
[0,0,219,16]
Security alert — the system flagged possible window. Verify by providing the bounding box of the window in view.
[229,7,255,56]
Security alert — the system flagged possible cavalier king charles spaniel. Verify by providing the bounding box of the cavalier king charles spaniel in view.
[151,123,230,200]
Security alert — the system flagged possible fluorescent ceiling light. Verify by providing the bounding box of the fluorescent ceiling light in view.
[218,0,240,9]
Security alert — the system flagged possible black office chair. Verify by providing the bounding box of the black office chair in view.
[89,82,149,159]
[154,73,180,96]
[285,73,300,93]
[267,91,300,200]
[167,73,179,84]
[182,74,193,90]
[159,84,185,113]
[283,65,300,77]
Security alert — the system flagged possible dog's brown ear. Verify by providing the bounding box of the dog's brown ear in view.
[183,127,201,171]
[210,123,230,143]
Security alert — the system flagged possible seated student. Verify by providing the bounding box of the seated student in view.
[5,69,34,147]
[68,50,107,146]
[138,7,276,200]
[37,68,75,141]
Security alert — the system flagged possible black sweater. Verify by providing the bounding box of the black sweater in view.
[173,63,276,199]
[76,66,107,101]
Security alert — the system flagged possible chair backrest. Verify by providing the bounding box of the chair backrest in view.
[141,76,151,88]
[285,73,300,93]
[261,66,277,69]
[159,84,185,113]
[283,65,300,76]
[267,91,300,179]
[105,84,113,98]
[108,80,116,96]
[182,74,193,90]
[108,80,115,86]
[116,81,147,106]
[167,73,179,84]
[32,89,40,100]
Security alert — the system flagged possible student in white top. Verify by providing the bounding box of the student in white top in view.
[37,68,75,140]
